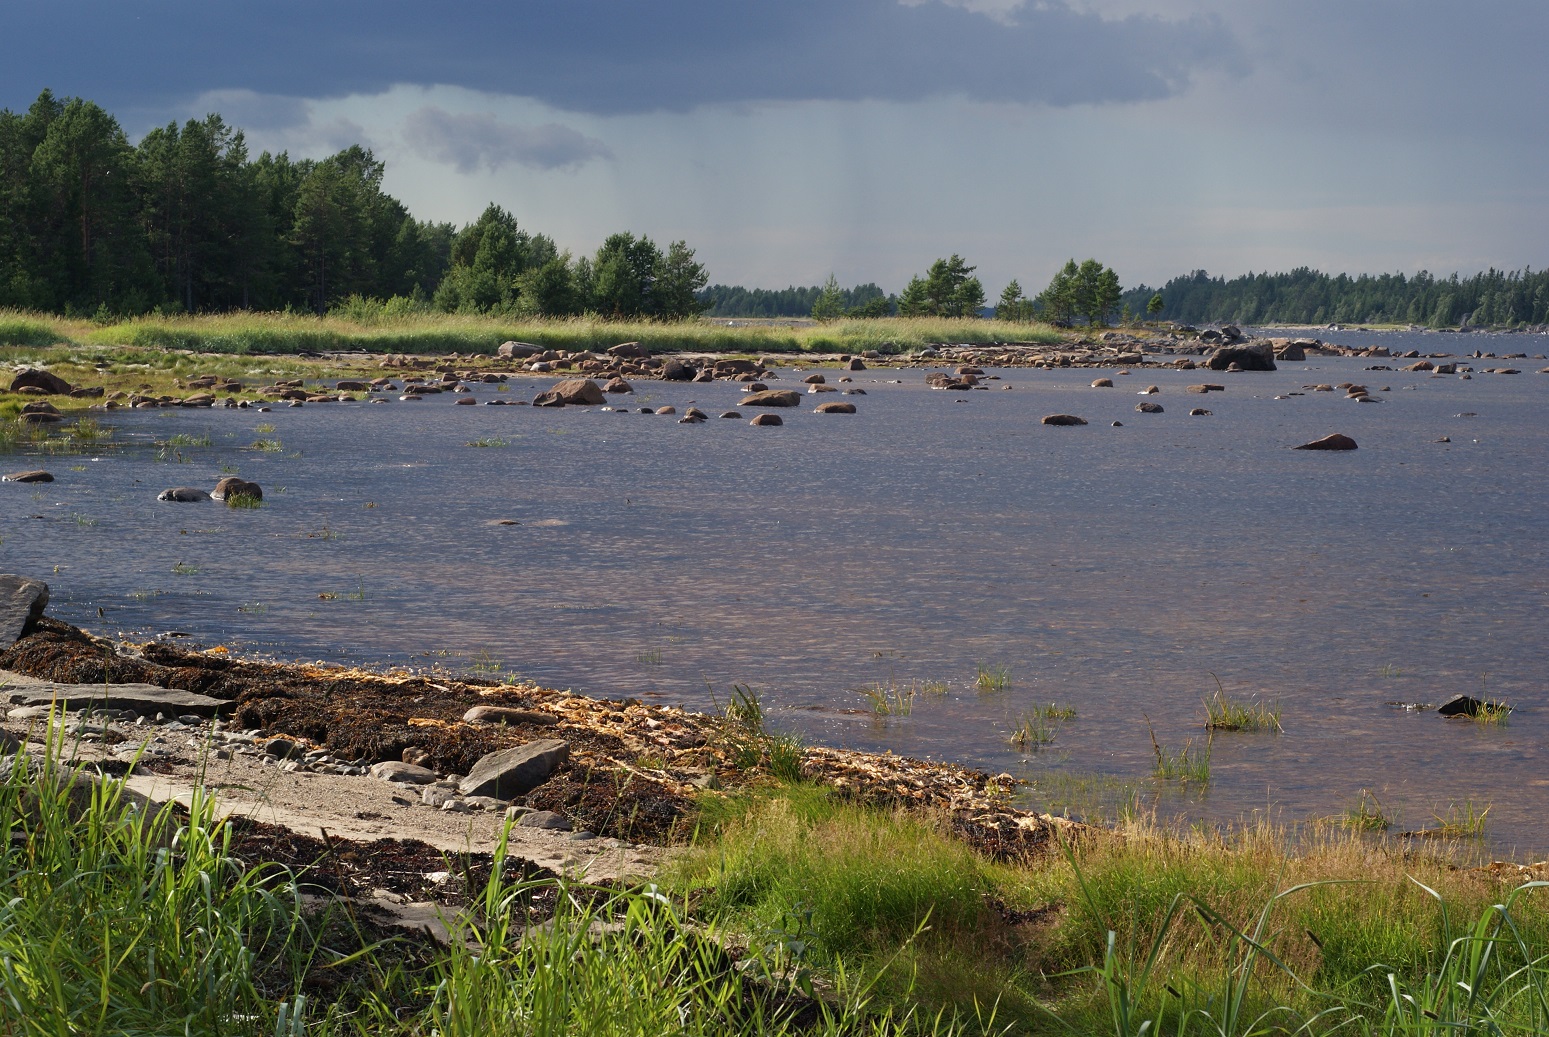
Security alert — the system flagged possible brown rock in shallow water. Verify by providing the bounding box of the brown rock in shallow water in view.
[532,378,605,407]
[1135,402,1164,413]
[1293,433,1358,451]
[740,389,801,407]
[212,477,262,502]
[3,470,53,483]
[1090,378,1113,388]
[749,413,784,426]
[157,487,211,502]
[814,401,857,414]
[1041,414,1088,426]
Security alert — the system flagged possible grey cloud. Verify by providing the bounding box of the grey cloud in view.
[402,107,613,172]
[2,0,1239,115]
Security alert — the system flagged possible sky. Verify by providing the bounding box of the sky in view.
[6,0,1548,296]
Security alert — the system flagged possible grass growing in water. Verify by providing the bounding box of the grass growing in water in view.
[226,492,262,509]
[1203,675,1283,732]
[1146,718,1211,784]
[975,663,1012,694]
[1009,713,1057,750]
[249,438,283,452]
[465,437,509,448]
[1340,788,1392,832]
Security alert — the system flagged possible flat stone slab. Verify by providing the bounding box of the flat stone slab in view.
[2,675,227,718]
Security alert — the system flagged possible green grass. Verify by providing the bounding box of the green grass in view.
[974,663,1012,694]
[1009,713,1057,749]
[170,560,200,575]
[158,431,213,447]
[1203,677,1283,733]
[1426,801,1490,839]
[0,314,67,347]
[248,438,283,452]
[254,422,277,433]
[857,680,917,717]
[1340,789,1392,832]
[465,437,510,448]
[1146,719,1211,784]
[225,492,262,509]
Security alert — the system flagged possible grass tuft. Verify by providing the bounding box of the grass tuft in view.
[975,663,1012,694]
[1203,675,1282,732]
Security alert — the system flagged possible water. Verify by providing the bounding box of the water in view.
[5,332,1547,852]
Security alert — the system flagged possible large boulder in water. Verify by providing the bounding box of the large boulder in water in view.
[661,358,697,381]
[1206,342,1277,371]
[740,389,801,407]
[157,487,211,502]
[532,378,605,407]
[1041,414,1088,426]
[211,477,262,503]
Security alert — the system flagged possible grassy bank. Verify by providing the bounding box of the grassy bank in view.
[6,728,1546,1035]
[0,308,1064,357]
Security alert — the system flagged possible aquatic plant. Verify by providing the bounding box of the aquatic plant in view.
[1203,675,1282,732]
[1146,718,1211,784]
[975,663,1012,694]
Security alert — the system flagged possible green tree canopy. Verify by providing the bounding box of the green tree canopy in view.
[898,255,984,318]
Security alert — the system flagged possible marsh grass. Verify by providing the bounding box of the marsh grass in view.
[225,492,262,509]
[975,663,1012,694]
[1203,676,1283,733]
[635,646,664,665]
[159,431,213,447]
[1472,701,1512,726]
[465,437,509,448]
[170,560,200,575]
[1423,801,1491,839]
[1340,789,1392,832]
[248,438,283,452]
[1009,713,1057,749]
[857,680,918,717]
[1146,718,1212,784]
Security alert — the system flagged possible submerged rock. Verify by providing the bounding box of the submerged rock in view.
[157,487,211,502]
[2,470,53,484]
[1041,414,1088,426]
[1293,433,1358,451]
[740,389,801,407]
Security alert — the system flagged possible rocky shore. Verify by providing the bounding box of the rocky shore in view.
[1,575,1081,882]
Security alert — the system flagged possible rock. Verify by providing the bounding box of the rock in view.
[262,737,301,759]
[9,369,72,395]
[5,681,225,717]
[608,341,648,359]
[2,470,53,483]
[661,358,696,381]
[1139,386,1159,395]
[814,401,856,414]
[533,378,606,407]
[1437,694,1507,718]
[370,761,441,785]
[1189,408,1211,416]
[603,377,633,394]
[740,389,801,407]
[1135,402,1164,413]
[803,373,826,385]
[458,738,569,799]
[1,576,50,645]
[498,341,542,359]
[1090,378,1113,388]
[749,413,784,426]
[211,477,262,502]
[1186,384,1225,393]
[847,357,866,371]
[1206,342,1276,371]
[1274,340,1307,361]
[157,487,211,503]
[335,380,372,391]
[1404,360,1435,372]
[421,786,455,808]
[516,810,573,831]
[463,705,559,726]
[719,411,742,419]
[654,405,676,415]
[1293,433,1358,451]
[1041,414,1088,426]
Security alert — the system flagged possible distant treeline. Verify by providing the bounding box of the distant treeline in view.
[0,90,705,319]
[697,282,892,318]
[1122,267,1549,328]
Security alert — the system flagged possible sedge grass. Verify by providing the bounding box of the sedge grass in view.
[1146,718,1212,784]
[975,663,1012,694]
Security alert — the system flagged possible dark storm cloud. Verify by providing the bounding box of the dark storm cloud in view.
[402,107,613,172]
[2,0,1236,115]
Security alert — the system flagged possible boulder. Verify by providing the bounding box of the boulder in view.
[1273,340,1307,362]
[370,761,440,785]
[9,369,72,395]
[603,377,633,394]
[1041,414,1088,426]
[1206,342,1276,371]
[157,487,211,502]
[1293,433,1358,451]
[2,470,53,484]
[211,477,262,502]
[740,389,801,407]
[719,411,742,419]
[661,358,696,381]
[1189,408,1212,416]
[532,378,606,407]
[1090,378,1113,388]
[1135,402,1165,413]
[462,705,559,726]
[608,341,648,359]
[498,341,542,359]
[814,401,857,414]
[1437,694,1508,718]
[803,373,826,385]
[458,738,569,799]
[336,380,372,391]
[846,357,866,371]
[1,576,49,645]
[749,413,784,426]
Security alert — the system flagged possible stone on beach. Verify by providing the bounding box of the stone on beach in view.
[458,738,570,799]
[1,576,50,646]
[4,680,226,717]
[463,705,559,726]
[371,761,441,784]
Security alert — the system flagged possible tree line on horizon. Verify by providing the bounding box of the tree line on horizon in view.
[1122,267,1549,328]
[0,90,705,320]
[5,91,1544,329]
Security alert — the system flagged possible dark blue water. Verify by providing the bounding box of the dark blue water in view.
[4,332,1547,851]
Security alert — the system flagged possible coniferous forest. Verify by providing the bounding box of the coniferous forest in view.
[4,90,1547,328]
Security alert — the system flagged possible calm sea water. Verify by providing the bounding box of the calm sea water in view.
[5,330,1547,851]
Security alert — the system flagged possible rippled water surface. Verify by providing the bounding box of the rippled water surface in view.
[5,331,1547,851]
